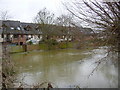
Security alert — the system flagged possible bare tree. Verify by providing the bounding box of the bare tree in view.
[56,14,73,26]
[63,0,120,78]
[55,14,70,37]
[0,10,11,20]
[34,8,55,24]
[64,0,120,50]
[55,14,75,46]
[34,8,55,40]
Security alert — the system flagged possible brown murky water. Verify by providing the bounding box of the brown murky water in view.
[11,47,118,88]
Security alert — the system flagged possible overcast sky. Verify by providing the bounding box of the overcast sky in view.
[0,0,68,23]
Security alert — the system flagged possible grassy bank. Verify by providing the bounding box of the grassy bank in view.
[9,37,104,53]
[9,42,75,53]
[39,42,74,50]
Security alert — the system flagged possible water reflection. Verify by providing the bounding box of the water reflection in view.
[11,47,118,88]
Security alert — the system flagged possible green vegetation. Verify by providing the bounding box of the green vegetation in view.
[9,39,100,53]
[39,41,74,50]
[10,46,24,53]
[44,39,58,50]
[28,40,33,45]
[58,42,73,49]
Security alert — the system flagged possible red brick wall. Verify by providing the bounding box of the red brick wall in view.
[12,35,26,45]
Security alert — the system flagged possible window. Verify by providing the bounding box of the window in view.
[10,27,14,30]
[21,35,24,38]
[17,27,21,30]
[20,42,23,45]
[24,27,29,31]
[14,34,19,38]
[2,34,4,38]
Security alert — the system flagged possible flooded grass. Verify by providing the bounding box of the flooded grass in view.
[11,46,118,88]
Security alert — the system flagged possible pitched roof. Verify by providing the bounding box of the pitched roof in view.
[1,20,93,35]
[2,20,21,28]
[21,23,39,29]
[21,22,42,34]
[1,20,42,34]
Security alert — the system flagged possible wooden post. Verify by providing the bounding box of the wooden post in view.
[22,44,27,52]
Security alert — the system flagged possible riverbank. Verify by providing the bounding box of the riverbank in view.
[9,42,97,55]
[9,42,75,53]
[9,39,101,54]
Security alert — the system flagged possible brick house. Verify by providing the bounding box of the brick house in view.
[0,20,26,45]
[0,20,42,45]
[0,20,94,45]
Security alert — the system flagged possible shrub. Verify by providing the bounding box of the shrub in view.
[58,42,67,49]
[28,41,33,45]
[45,39,58,46]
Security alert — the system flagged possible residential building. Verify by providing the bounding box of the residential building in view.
[0,20,94,45]
[0,20,42,45]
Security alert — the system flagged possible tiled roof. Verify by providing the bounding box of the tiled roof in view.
[1,20,42,35]
[1,20,93,35]
[2,20,21,28]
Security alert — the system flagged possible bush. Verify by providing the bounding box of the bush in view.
[28,41,33,45]
[45,39,58,46]
[39,40,74,50]
[58,42,67,49]
[44,39,58,50]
